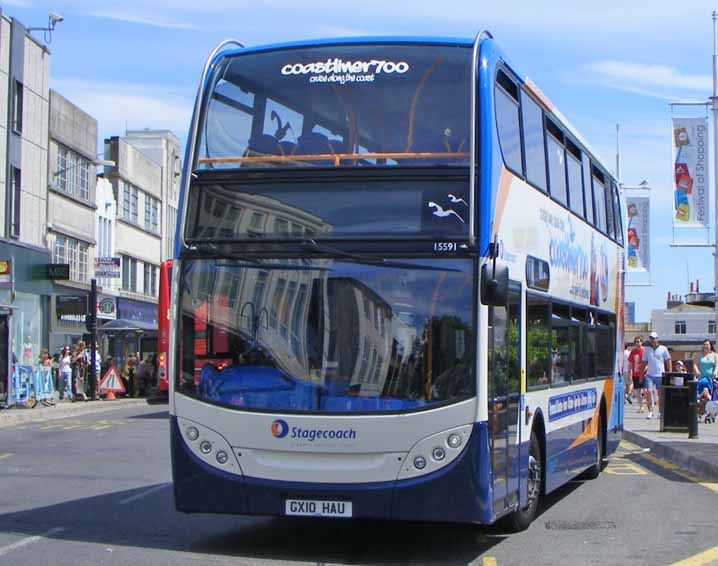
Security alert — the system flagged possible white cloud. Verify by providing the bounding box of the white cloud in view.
[89,9,197,30]
[584,60,711,94]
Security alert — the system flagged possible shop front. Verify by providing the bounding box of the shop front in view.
[49,292,89,355]
[0,241,52,404]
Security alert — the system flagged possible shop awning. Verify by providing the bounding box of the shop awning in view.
[98,319,157,332]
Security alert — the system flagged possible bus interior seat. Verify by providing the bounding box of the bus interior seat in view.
[296,132,332,155]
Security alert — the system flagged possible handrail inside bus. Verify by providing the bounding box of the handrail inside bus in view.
[470,29,493,249]
[197,151,470,167]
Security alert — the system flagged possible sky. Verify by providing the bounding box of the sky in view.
[6,0,718,322]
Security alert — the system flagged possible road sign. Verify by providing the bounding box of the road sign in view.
[95,257,120,278]
[98,367,125,393]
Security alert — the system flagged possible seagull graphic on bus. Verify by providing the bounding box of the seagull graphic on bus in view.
[428,201,465,224]
[447,194,467,206]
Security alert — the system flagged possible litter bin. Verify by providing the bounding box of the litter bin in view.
[660,372,694,433]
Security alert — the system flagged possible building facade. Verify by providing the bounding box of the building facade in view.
[0,14,52,395]
[46,90,101,353]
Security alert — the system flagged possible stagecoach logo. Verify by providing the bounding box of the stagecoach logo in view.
[281,58,409,85]
[271,420,358,442]
[271,419,289,438]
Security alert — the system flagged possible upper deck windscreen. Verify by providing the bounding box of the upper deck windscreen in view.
[197,44,471,170]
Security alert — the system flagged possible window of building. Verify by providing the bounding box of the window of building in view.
[55,146,90,201]
[122,255,138,292]
[123,182,138,223]
[144,197,151,230]
[495,70,523,175]
[521,93,547,192]
[675,320,687,335]
[151,198,159,233]
[9,167,21,237]
[710,320,716,334]
[12,81,23,134]
[143,263,151,295]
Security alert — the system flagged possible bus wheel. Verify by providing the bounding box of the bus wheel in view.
[509,430,541,531]
[585,412,605,479]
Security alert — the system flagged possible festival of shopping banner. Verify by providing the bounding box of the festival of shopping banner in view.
[672,117,708,228]
[625,196,650,273]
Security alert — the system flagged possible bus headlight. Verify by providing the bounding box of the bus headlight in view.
[447,434,462,448]
[216,450,229,464]
[200,440,212,454]
[413,456,427,470]
[186,427,199,441]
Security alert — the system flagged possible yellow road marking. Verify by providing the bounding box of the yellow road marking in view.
[605,456,647,475]
[670,546,718,565]
[0,453,12,460]
[618,441,718,493]
[482,558,497,566]
[92,425,111,430]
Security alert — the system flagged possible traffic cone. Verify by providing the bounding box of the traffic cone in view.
[105,390,116,400]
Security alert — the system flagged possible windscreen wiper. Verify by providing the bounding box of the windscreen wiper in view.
[300,239,460,271]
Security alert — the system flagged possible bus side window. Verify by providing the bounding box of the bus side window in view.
[582,154,594,225]
[591,167,608,234]
[521,92,547,192]
[612,182,624,245]
[526,293,550,388]
[495,70,523,176]
[545,118,567,208]
[566,139,585,218]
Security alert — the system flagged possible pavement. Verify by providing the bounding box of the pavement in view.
[2,387,718,484]
[0,392,153,427]
[622,388,718,482]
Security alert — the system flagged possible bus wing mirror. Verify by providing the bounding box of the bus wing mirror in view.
[481,261,509,306]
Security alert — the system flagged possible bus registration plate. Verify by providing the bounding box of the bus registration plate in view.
[285,499,352,518]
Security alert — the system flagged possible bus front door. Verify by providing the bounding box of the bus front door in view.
[489,283,521,515]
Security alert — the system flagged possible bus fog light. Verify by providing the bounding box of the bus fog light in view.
[186,427,199,441]
[447,434,462,448]
[216,450,228,464]
[200,440,212,454]
[413,456,427,470]
[432,447,446,461]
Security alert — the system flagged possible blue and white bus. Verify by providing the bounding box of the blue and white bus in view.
[169,32,625,530]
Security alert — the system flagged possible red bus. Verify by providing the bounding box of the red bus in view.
[157,260,173,395]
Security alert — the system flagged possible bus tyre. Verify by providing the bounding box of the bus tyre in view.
[585,413,605,479]
[510,430,541,532]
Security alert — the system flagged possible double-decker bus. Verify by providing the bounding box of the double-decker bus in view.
[169,33,625,530]
[157,260,173,396]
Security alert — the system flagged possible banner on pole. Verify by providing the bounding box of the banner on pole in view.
[672,117,708,228]
[626,197,650,273]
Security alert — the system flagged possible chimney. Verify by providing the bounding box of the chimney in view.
[697,279,700,292]
[690,282,694,293]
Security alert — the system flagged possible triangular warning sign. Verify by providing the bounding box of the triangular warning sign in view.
[98,367,126,393]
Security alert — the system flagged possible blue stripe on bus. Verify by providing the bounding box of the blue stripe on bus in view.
[171,417,494,523]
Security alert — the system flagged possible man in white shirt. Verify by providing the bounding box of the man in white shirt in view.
[641,332,671,419]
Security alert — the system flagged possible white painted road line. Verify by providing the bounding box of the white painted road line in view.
[119,482,171,505]
[0,527,65,557]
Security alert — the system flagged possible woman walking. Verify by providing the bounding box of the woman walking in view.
[695,339,717,416]
[59,346,73,401]
[72,341,89,402]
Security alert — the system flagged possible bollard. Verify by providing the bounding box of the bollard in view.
[688,379,699,439]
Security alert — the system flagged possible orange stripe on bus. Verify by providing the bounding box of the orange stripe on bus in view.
[568,379,614,450]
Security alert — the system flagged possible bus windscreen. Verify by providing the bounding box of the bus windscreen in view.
[198,44,471,170]
[177,258,474,413]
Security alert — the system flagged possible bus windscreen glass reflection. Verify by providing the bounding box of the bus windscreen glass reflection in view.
[177,258,474,413]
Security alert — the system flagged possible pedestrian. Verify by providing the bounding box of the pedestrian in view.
[628,336,645,411]
[72,341,89,402]
[694,339,717,416]
[641,332,671,419]
[59,346,73,401]
[623,343,632,404]
[90,342,101,400]
[38,350,55,406]
[123,356,139,398]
